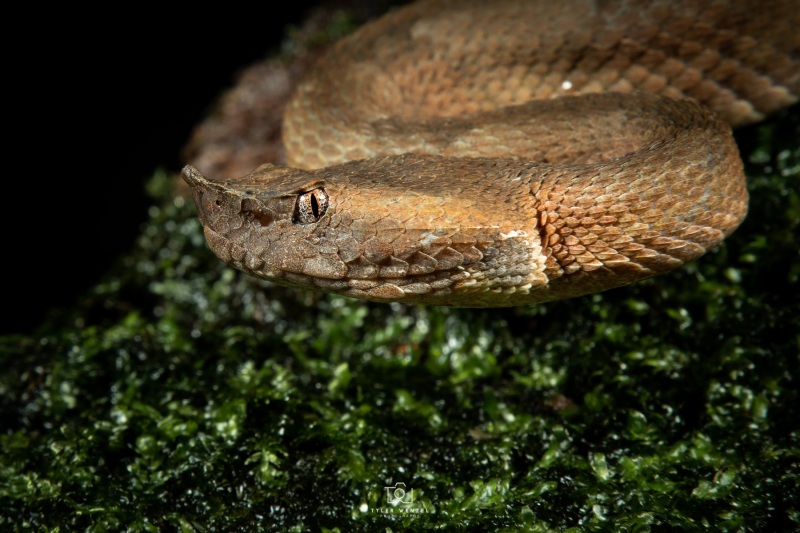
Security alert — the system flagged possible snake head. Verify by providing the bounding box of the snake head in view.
[182,156,549,305]
[182,164,344,283]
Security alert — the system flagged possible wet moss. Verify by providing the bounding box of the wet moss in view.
[1,106,798,530]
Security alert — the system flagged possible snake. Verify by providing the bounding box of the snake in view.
[182,0,799,307]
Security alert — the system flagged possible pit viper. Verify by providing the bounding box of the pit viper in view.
[183,0,799,307]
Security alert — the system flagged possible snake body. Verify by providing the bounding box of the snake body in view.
[183,0,799,307]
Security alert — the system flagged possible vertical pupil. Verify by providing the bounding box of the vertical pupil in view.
[310,193,319,218]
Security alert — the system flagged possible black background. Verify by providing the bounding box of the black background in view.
[6,6,322,334]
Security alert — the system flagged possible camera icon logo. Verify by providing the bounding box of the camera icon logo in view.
[384,482,414,505]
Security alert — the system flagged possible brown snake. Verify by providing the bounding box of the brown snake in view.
[182,0,799,307]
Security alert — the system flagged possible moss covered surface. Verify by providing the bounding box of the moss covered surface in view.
[2,102,799,529]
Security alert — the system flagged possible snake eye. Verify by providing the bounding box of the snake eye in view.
[294,188,329,224]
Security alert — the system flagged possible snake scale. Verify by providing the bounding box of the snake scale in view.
[183,0,799,307]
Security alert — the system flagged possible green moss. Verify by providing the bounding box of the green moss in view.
[1,107,798,530]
